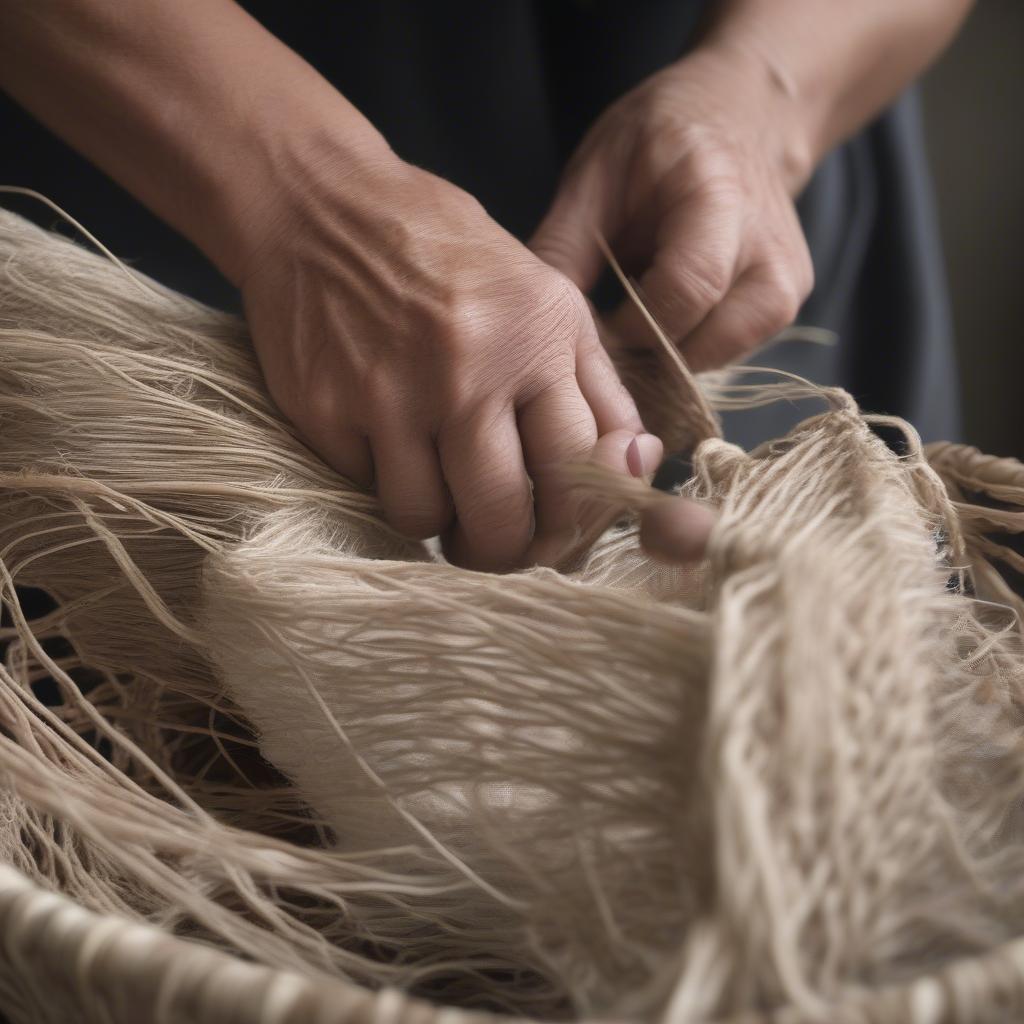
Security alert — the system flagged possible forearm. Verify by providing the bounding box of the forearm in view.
[697,0,974,190]
[0,0,391,282]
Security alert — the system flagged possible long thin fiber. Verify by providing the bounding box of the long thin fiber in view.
[0,207,1023,1024]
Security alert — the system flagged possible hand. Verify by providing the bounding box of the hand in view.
[531,45,815,370]
[235,143,647,572]
[638,497,717,565]
[620,437,716,565]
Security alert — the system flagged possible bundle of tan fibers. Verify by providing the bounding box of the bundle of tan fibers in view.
[1,205,1024,1024]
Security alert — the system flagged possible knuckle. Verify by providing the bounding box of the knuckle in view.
[652,119,741,190]
[755,296,795,339]
[537,271,590,336]
[434,306,482,360]
[434,271,588,412]
[668,258,731,317]
[760,262,805,328]
[771,285,802,328]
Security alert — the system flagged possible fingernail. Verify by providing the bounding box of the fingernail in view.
[627,433,662,478]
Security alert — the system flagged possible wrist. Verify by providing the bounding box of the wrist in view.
[679,39,819,195]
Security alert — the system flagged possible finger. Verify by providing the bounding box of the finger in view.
[439,406,534,572]
[606,187,742,351]
[526,428,663,568]
[371,430,453,540]
[517,381,598,564]
[582,429,660,543]
[301,424,375,490]
[640,498,717,564]
[679,264,807,373]
[575,322,645,436]
[529,161,613,295]
[625,432,664,481]
[291,379,375,487]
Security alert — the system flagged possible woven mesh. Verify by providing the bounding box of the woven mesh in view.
[1,209,1023,1023]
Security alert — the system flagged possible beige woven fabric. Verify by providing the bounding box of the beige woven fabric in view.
[0,208,1023,1023]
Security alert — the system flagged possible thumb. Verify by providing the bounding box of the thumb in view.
[529,164,608,295]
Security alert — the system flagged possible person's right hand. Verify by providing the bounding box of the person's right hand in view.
[233,145,651,572]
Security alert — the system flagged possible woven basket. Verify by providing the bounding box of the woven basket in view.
[3,207,1024,1024]
[5,863,1024,1023]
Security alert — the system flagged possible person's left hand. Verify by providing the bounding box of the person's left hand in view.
[530,45,815,370]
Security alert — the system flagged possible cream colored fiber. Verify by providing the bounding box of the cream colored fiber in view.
[0,208,1023,1023]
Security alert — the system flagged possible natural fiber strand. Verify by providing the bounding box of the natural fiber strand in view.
[0,206,1022,1023]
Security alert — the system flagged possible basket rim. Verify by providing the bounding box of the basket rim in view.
[4,861,1024,1024]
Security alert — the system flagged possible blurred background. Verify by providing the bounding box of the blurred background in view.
[922,0,1023,458]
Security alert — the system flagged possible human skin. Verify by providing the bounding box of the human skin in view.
[532,0,975,366]
[0,0,972,570]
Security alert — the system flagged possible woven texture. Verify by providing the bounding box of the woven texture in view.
[1,209,1024,1023]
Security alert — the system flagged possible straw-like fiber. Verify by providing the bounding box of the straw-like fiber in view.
[0,208,1023,1023]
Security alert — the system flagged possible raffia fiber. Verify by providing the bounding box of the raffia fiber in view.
[1,206,1024,1024]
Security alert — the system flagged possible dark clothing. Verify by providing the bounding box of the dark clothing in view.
[0,0,959,446]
